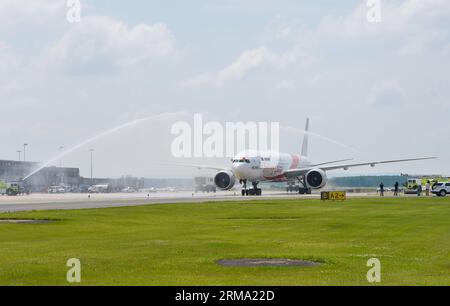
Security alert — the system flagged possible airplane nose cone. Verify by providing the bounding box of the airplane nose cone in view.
[232,163,244,177]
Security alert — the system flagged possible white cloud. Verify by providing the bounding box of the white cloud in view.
[0,1,178,76]
[309,0,450,56]
[263,14,294,41]
[219,47,275,81]
[276,80,295,89]
[182,46,305,87]
[184,0,450,89]
[276,26,292,39]
[42,16,176,74]
[367,79,406,107]
[397,28,448,56]
[316,0,450,37]
[0,42,21,72]
[0,0,65,26]
[0,81,22,97]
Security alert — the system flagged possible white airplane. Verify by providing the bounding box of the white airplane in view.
[177,119,436,196]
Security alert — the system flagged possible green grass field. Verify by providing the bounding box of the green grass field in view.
[0,197,449,286]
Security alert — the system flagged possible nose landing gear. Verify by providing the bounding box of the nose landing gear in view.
[240,180,262,196]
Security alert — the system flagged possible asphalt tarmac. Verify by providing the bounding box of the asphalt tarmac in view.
[0,191,375,212]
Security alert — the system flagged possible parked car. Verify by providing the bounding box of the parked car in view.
[77,184,91,193]
[431,182,450,197]
[122,186,139,193]
[48,186,66,194]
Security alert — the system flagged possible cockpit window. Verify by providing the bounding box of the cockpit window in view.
[233,158,251,163]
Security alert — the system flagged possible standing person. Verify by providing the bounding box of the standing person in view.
[417,184,422,197]
[379,182,385,197]
[425,180,431,197]
[432,181,437,189]
[394,182,399,196]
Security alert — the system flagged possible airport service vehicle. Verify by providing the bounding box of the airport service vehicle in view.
[89,184,112,193]
[194,177,217,193]
[0,181,21,196]
[122,186,139,193]
[405,177,448,194]
[431,182,450,197]
[175,118,436,196]
[286,181,307,194]
[405,178,422,194]
[77,184,91,193]
[47,186,66,194]
[147,187,157,193]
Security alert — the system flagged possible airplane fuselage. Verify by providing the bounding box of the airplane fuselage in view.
[231,151,311,182]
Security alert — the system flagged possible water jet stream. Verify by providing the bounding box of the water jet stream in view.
[281,125,361,154]
[23,112,187,180]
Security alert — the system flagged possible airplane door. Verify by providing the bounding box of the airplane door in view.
[251,157,261,169]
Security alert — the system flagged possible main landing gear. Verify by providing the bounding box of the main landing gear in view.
[240,180,262,196]
[286,177,311,195]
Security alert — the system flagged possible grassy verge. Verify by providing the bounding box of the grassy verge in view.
[0,197,449,285]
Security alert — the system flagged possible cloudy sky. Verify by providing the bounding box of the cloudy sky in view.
[1,0,449,178]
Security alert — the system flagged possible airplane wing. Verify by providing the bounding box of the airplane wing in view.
[309,158,353,167]
[161,158,353,173]
[283,157,437,178]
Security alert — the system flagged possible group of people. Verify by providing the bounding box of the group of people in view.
[379,181,432,197]
[416,180,432,197]
[378,182,398,197]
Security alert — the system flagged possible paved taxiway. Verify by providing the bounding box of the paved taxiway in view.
[0,191,320,212]
[0,191,382,213]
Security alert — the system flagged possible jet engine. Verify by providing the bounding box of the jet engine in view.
[305,169,328,189]
[214,171,236,190]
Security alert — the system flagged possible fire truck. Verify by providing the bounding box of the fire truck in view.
[194,177,217,193]
[404,176,449,194]
[0,180,21,196]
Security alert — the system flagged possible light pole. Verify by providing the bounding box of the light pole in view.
[23,143,28,162]
[59,146,64,167]
[90,149,94,186]
[17,150,22,161]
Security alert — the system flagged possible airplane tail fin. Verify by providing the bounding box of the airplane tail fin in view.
[301,118,310,157]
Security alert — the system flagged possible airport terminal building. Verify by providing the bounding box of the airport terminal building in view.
[0,160,38,182]
[0,160,148,192]
[0,160,81,192]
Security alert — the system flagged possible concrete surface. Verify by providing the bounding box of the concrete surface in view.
[0,190,379,212]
